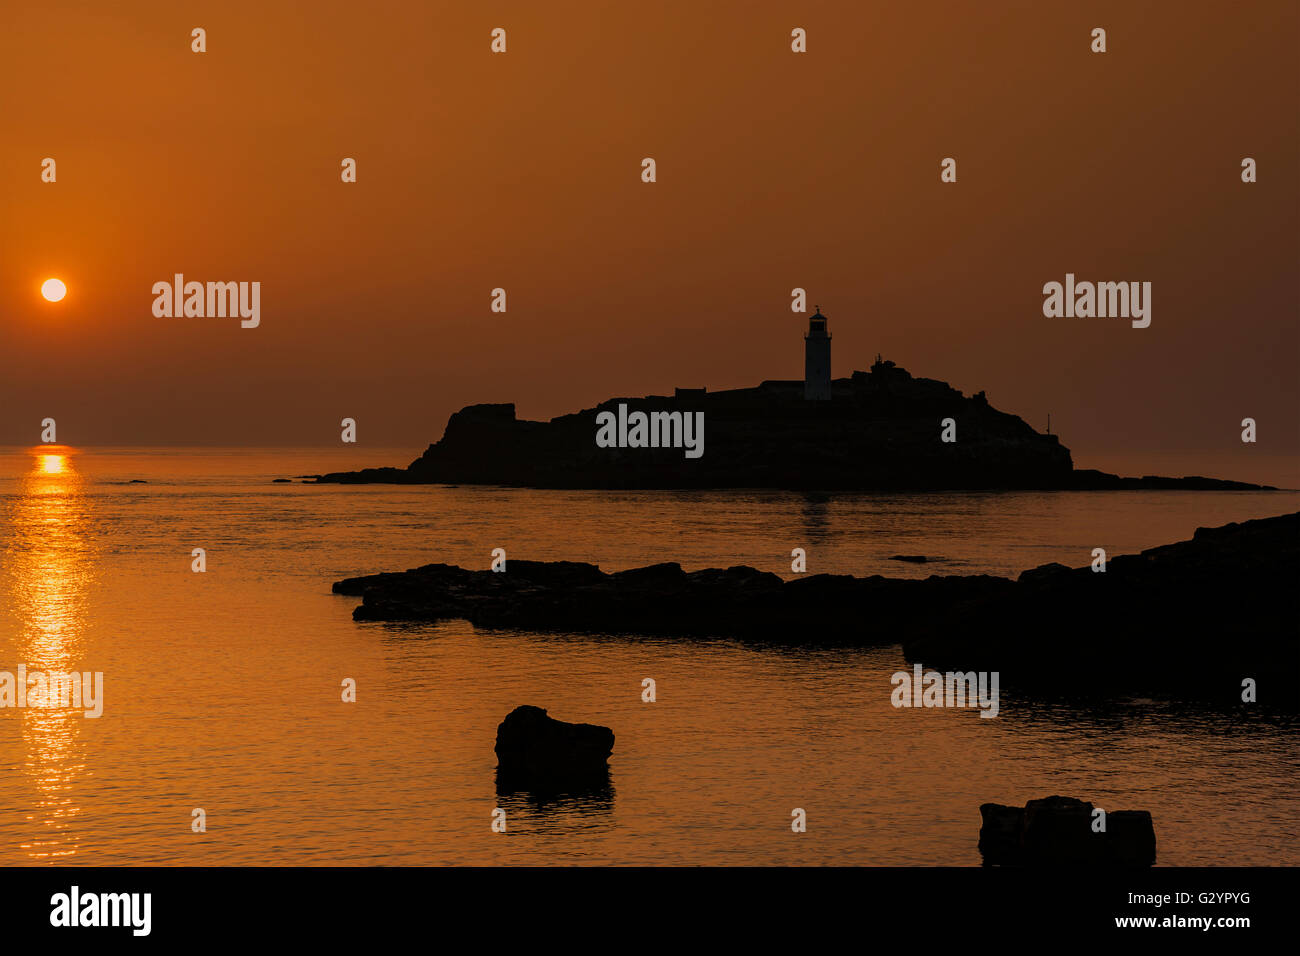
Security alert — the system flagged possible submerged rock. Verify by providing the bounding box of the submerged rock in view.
[979,796,1156,866]
[494,705,614,788]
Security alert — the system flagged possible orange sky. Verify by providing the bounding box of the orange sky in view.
[1,1,1296,485]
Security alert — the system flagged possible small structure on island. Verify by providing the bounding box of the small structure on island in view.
[804,307,832,400]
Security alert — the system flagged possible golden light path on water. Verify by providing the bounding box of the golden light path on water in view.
[3,447,96,861]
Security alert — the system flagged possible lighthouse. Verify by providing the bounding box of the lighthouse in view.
[804,307,831,400]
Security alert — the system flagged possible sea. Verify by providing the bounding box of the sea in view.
[0,445,1296,865]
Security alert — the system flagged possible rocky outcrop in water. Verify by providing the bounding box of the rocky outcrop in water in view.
[979,796,1156,866]
[334,513,1298,701]
[334,557,1011,639]
[1066,469,1271,490]
[494,705,615,789]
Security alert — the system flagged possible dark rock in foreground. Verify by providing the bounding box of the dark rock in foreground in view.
[334,513,1299,701]
[495,705,614,789]
[904,512,1299,698]
[979,796,1156,866]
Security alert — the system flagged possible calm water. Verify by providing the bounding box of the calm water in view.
[0,446,1296,866]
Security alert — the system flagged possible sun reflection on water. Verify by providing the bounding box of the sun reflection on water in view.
[2,448,97,861]
[38,454,68,475]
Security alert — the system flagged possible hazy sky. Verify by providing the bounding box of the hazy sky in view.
[2,1,1296,485]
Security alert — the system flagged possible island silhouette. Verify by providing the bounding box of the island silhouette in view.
[315,311,1273,491]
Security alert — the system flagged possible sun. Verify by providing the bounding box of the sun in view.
[41,278,67,302]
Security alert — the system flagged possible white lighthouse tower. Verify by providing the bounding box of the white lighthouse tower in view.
[804,307,831,400]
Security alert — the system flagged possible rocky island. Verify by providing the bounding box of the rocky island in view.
[333,512,1298,702]
[315,322,1271,490]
